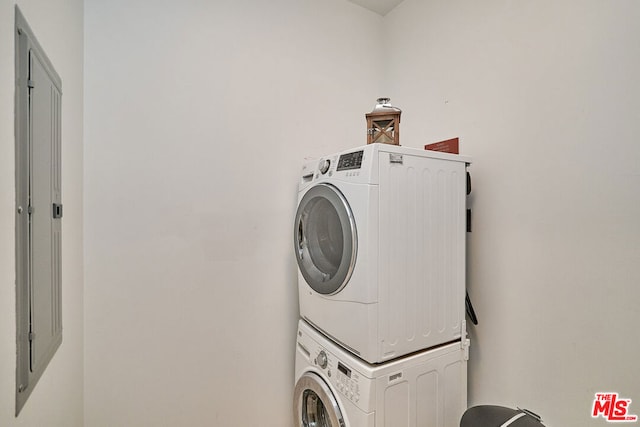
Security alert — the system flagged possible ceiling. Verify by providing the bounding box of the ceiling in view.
[346,0,405,16]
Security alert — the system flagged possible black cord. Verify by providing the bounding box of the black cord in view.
[465,291,478,325]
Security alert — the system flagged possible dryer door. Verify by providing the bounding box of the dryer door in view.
[293,372,345,427]
[294,183,357,295]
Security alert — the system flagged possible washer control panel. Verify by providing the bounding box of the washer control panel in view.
[336,362,361,403]
[297,321,371,412]
[313,348,361,404]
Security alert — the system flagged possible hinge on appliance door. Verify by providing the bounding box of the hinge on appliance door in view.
[28,331,35,342]
[27,79,34,89]
[461,320,470,361]
[463,339,470,361]
[461,319,467,341]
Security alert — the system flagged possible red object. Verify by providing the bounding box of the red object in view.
[425,138,459,154]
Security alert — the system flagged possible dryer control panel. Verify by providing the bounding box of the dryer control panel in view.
[298,145,380,191]
[337,150,364,171]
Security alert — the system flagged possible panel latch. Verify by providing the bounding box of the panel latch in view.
[53,203,63,219]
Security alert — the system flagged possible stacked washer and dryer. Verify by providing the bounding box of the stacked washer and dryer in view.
[293,143,471,427]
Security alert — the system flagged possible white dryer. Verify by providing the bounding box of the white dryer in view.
[293,319,469,427]
[294,144,470,363]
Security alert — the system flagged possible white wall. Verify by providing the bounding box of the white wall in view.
[0,0,84,425]
[84,1,640,426]
[83,1,381,425]
[384,1,640,425]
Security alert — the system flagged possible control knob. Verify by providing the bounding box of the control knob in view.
[316,350,328,369]
[319,159,331,174]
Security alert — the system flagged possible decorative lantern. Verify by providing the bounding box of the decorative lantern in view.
[365,98,402,145]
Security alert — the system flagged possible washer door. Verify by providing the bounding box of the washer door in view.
[294,183,357,295]
[293,372,345,427]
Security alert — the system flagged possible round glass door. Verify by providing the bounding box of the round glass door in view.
[293,372,345,427]
[294,183,357,295]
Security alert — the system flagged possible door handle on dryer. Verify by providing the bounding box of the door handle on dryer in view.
[297,219,305,259]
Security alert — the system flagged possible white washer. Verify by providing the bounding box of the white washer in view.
[293,320,469,427]
[294,144,470,363]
